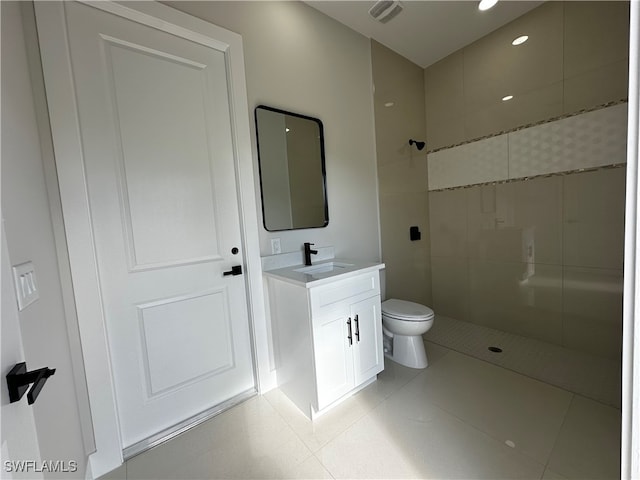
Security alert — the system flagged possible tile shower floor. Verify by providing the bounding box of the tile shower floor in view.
[102,342,621,480]
[424,315,622,408]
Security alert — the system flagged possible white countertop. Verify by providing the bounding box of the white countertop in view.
[263,258,385,288]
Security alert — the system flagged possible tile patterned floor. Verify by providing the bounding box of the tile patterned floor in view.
[101,342,621,480]
[424,315,622,408]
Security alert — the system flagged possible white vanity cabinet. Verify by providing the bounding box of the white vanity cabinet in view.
[312,294,382,410]
[265,262,384,419]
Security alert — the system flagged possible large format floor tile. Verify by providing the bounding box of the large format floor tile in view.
[318,392,545,479]
[263,387,369,454]
[547,395,622,480]
[402,349,572,464]
[264,353,426,453]
[105,341,620,480]
[126,396,312,479]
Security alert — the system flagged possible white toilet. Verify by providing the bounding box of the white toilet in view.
[381,299,434,369]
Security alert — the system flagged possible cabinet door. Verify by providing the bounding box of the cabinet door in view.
[352,295,384,385]
[313,309,355,410]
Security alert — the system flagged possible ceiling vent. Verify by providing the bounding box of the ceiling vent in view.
[368,0,404,24]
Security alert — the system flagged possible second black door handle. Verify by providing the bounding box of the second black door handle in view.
[223,265,243,276]
[354,314,360,342]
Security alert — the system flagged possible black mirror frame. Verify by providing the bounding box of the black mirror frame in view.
[254,105,329,232]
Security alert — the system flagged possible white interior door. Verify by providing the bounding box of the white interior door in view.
[40,1,255,449]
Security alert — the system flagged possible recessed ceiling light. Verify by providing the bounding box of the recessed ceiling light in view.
[478,0,498,11]
[285,127,290,132]
[384,102,395,107]
[512,35,529,46]
[502,95,514,101]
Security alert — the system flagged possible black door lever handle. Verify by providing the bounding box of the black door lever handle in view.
[223,265,243,276]
[7,362,56,405]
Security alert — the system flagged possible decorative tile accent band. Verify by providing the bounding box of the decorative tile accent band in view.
[428,163,626,193]
[427,103,628,191]
[427,99,628,155]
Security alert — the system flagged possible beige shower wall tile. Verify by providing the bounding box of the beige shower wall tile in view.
[428,188,467,258]
[513,176,563,265]
[468,260,563,345]
[426,113,466,151]
[431,256,469,322]
[467,183,519,262]
[563,1,630,79]
[466,177,562,265]
[380,192,431,256]
[563,0,630,115]
[464,104,511,142]
[377,155,428,195]
[564,59,629,114]
[384,257,432,307]
[463,2,563,113]
[563,266,623,360]
[380,191,432,305]
[563,167,626,270]
[425,50,466,150]
[424,2,628,147]
[465,82,563,141]
[563,221,624,270]
[425,50,464,124]
[563,168,626,225]
[372,40,426,165]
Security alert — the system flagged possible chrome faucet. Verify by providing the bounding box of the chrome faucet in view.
[303,242,318,266]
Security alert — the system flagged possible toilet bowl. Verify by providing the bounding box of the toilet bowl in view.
[381,299,434,369]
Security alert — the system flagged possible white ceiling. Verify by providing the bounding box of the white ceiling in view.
[305,1,543,68]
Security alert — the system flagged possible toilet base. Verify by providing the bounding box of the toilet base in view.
[383,328,428,369]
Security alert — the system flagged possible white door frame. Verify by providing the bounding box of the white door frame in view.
[34,2,273,476]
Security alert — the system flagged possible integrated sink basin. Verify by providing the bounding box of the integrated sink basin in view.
[264,258,384,287]
[293,261,354,275]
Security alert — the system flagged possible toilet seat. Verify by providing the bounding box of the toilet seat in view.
[382,299,434,322]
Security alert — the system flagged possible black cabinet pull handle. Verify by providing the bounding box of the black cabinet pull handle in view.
[354,314,360,342]
[347,318,353,346]
[223,265,243,276]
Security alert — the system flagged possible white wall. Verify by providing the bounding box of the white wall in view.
[166,1,382,262]
[1,225,43,479]
[1,2,88,477]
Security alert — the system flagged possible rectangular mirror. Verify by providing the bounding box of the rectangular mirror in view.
[255,105,329,231]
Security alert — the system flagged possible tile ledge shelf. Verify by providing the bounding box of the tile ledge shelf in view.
[429,163,626,193]
[427,98,629,155]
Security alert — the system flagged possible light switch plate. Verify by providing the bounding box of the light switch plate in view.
[12,261,39,311]
[271,238,281,255]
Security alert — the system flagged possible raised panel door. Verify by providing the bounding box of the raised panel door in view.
[313,309,355,410]
[352,295,384,385]
[40,1,255,449]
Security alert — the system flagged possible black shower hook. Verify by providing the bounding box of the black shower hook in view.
[409,139,426,151]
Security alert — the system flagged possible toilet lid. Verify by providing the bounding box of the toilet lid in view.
[382,299,434,321]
